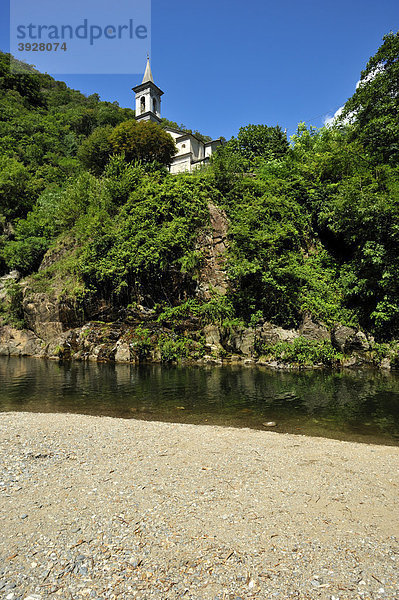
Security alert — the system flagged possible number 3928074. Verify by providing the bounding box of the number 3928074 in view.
[18,42,67,52]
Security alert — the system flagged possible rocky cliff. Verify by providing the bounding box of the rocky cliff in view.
[0,205,394,370]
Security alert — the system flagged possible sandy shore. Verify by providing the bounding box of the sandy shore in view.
[0,412,398,599]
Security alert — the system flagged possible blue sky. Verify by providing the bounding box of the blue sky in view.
[1,0,398,140]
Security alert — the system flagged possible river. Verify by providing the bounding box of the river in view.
[1,356,399,445]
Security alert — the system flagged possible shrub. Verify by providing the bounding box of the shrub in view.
[0,280,26,328]
[259,337,343,367]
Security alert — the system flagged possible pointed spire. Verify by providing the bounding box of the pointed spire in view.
[142,54,154,84]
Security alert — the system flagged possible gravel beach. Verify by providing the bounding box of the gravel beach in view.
[0,412,398,600]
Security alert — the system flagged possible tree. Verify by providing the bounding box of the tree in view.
[78,126,114,175]
[0,156,32,219]
[234,124,289,162]
[0,53,45,107]
[109,120,177,165]
[340,31,399,164]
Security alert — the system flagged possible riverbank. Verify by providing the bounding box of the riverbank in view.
[0,320,394,372]
[0,413,398,599]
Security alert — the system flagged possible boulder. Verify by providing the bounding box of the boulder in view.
[258,322,299,345]
[203,324,223,352]
[298,314,330,342]
[114,342,131,363]
[221,326,256,356]
[0,325,46,357]
[23,292,82,341]
[332,325,370,353]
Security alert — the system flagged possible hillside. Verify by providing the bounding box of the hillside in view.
[1,32,399,368]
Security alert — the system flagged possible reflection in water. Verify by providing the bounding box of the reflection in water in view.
[0,357,399,445]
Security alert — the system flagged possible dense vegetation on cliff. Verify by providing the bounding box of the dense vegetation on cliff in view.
[1,32,399,351]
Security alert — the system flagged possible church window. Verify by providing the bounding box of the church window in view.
[140,96,145,114]
[153,98,157,113]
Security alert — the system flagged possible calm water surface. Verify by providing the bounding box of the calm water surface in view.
[1,356,399,446]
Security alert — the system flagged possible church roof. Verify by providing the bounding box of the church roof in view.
[142,57,154,84]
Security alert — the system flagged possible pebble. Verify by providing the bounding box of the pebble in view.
[0,412,398,600]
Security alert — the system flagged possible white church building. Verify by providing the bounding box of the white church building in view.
[132,58,222,173]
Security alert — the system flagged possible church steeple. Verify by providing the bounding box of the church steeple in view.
[132,57,163,124]
[142,56,154,84]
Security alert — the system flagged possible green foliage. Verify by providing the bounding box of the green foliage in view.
[2,172,110,275]
[340,31,399,165]
[225,180,310,327]
[157,296,234,326]
[109,120,177,165]
[0,280,25,328]
[0,156,32,219]
[252,120,399,338]
[369,341,391,366]
[2,34,399,350]
[233,124,289,162]
[129,326,153,360]
[259,337,343,367]
[209,144,246,197]
[0,51,135,226]
[158,333,205,362]
[66,169,210,302]
[158,335,190,362]
[3,236,49,274]
[102,155,146,206]
[0,54,45,106]
[77,126,114,175]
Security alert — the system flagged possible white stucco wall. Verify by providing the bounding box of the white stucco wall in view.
[165,130,222,174]
[190,137,204,161]
[169,155,193,174]
[205,139,222,157]
[176,139,193,157]
[165,129,181,141]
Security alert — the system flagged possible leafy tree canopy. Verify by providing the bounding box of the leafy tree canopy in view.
[109,120,177,166]
[341,31,399,164]
[219,124,289,168]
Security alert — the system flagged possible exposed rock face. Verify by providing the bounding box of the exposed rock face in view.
[220,322,301,358]
[203,324,223,353]
[0,269,379,369]
[0,326,45,357]
[299,314,331,342]
[332,325,370,353]
[221,326,256,356]
[0,270,20,302]
[114,342,131,363]
[38,238,76,272]
[22,292,83,340]
[259,322,299,345]
[196,203,229,299]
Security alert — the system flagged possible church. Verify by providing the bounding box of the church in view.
[132,58,222,173]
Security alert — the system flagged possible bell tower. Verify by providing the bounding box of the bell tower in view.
[132,56,163,124]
